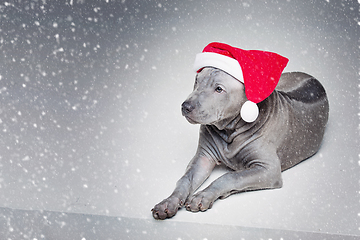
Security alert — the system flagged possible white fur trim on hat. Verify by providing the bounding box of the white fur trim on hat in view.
[193,52,244,82]
[240,100,259,122]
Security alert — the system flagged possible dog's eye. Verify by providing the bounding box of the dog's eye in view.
[215,86,223,93]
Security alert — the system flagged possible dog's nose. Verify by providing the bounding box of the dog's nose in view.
[181,101,194,115]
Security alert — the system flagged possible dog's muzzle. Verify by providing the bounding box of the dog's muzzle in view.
[181,101,195,116]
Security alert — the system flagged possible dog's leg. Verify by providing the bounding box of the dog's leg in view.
[152,154,215,219]
[185,162,282,212]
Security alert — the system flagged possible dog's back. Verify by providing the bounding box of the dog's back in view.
[276,72,328,104]
[275,72,329,170]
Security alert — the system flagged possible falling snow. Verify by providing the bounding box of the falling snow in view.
[0,0,358,239]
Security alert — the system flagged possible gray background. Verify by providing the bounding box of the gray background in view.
[0,0,359,238]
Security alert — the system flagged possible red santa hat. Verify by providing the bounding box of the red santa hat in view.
[193,42,289,122]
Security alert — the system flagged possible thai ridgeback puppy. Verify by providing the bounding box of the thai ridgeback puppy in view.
[152,42,329,220]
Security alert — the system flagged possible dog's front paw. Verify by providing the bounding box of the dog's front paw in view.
[152,196,184,220]
[185,191,217,212]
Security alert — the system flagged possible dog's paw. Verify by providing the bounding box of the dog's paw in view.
[151,196,184,220]
[185,191,217,212]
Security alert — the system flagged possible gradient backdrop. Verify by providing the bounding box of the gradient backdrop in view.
[0,0,359,238]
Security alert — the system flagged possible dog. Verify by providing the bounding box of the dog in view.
[151,43,329,220]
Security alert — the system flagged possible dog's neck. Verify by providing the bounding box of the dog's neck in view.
[213,112,245,131]
[212,113,257,143]
[211,91,278,143]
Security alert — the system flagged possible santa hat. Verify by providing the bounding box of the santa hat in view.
[193,42,289,122]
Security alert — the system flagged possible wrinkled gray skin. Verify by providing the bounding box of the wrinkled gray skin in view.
[152,68,329,220]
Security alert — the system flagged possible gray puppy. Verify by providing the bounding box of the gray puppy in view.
[152,43,329,220]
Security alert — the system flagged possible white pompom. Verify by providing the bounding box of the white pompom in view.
[240,101,259,123]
